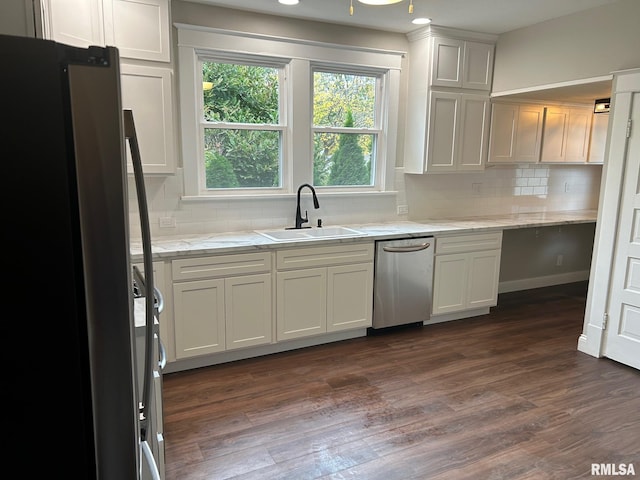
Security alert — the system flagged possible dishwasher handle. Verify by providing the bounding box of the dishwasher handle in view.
[382,242,431,253]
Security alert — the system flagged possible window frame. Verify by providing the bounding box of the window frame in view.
[311,64,387,190]
[177,26,403,200]
[198,54,289,193]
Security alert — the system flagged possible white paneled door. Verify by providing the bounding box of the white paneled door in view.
[604,92,640,370]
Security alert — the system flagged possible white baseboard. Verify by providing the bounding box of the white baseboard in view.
[498,270,590,293]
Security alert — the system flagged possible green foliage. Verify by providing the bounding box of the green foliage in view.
[205,150,239,188]
[202,62,280,188]
[203,62,279,123]
[328,110,371,186]
[201,63,376,189]
[313,72,376,186]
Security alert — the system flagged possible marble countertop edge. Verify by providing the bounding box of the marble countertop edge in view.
[130,209,598,261]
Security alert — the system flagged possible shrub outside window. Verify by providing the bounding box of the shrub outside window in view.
[201,60,283,190]
[313,70,380,187]
[176,27,402,199]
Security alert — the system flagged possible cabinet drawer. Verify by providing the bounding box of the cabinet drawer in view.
[276,243,374,270]
[172,252,272,281]
[435,232,502,255]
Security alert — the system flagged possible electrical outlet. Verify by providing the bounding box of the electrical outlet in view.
[397,205,409,215]
[159,217,176,228]
[472,182,482,193]
[564,182,571,193]
[556,254,563,266]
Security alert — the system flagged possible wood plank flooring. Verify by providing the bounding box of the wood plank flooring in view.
[161,282,640,479]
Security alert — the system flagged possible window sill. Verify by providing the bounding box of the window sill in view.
[181,190,398,203]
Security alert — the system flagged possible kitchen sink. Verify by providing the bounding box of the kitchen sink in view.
[256,226,366,242]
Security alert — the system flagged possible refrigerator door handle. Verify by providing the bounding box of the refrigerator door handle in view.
[140,440,162,480]
[124,109,156,442]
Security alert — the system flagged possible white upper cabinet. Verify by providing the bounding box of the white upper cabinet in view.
[404,27,497,174]
[488,102,545,164]
[41,0,104,48]
[540,106,593,163]
[431,36,494,91]
[424,92,490,173]
[120,64,176,174]
[41,0,170,62]
[489,102,601,165]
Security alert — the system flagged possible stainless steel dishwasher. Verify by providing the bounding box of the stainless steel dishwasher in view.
[371,236,434,330]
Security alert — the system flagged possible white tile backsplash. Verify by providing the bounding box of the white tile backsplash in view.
[129,164,602,239]
[405,164,601,220]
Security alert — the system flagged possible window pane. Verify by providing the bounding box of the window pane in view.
[204,129,281,189]
[313,72,376,128]
[203,62,279,124]
[313,132,374,187]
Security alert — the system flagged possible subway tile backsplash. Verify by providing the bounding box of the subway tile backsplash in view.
[129,164,602,238]
[405,164,601,220]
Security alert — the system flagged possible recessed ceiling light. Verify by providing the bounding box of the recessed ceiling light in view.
[278,0,299,5]
[412,17,432,25]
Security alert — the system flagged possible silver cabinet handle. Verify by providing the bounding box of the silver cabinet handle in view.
[382,242,431,253]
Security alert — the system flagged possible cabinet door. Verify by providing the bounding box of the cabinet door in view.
[225,273,272,350]
[103,0,170,62]
[277,268,327,341]
[462,41,494,91]
[515,104,545,162]
[426,91,459,172]
[120,64,175,174]
[458,95,490,170]
[431,37,464,88]
[588,113,609,163]
[467,249,501,309]
[541,106,592,163]
[488,103,544,163]
[327,263,373,332]
[42,0,104,47]
[432,253,468,315]
[173,278,225,359]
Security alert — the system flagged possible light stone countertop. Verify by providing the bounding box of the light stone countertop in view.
[130,209,598,262]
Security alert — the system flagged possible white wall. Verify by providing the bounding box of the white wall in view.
[493,0,640,94]
[133,1,610,239]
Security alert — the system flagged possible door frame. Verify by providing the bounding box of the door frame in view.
[579,68,640,359]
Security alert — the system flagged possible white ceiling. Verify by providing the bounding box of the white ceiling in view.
[185,0,620,35]
[184,0,619,103]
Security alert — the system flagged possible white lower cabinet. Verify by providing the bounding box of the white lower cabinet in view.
[432,232,502,316]
[276,243,374,341]
[171,253,272,360]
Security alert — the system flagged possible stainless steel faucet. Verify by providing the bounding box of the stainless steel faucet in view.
[292,183,320,229]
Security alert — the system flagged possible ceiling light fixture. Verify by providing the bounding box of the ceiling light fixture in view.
[278,0,299,5]
[350,0,423,18]
[358,0,403,4]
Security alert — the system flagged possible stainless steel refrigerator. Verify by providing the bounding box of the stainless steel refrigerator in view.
[2,34,162,479]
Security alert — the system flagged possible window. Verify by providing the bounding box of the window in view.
[201,59,285,190]
[313,69,381,187]
[177,27,402,199]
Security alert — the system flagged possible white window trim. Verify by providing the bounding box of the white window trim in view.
[176,24,403,199]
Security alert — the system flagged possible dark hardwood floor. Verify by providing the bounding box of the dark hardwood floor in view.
[161,282,640,479]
